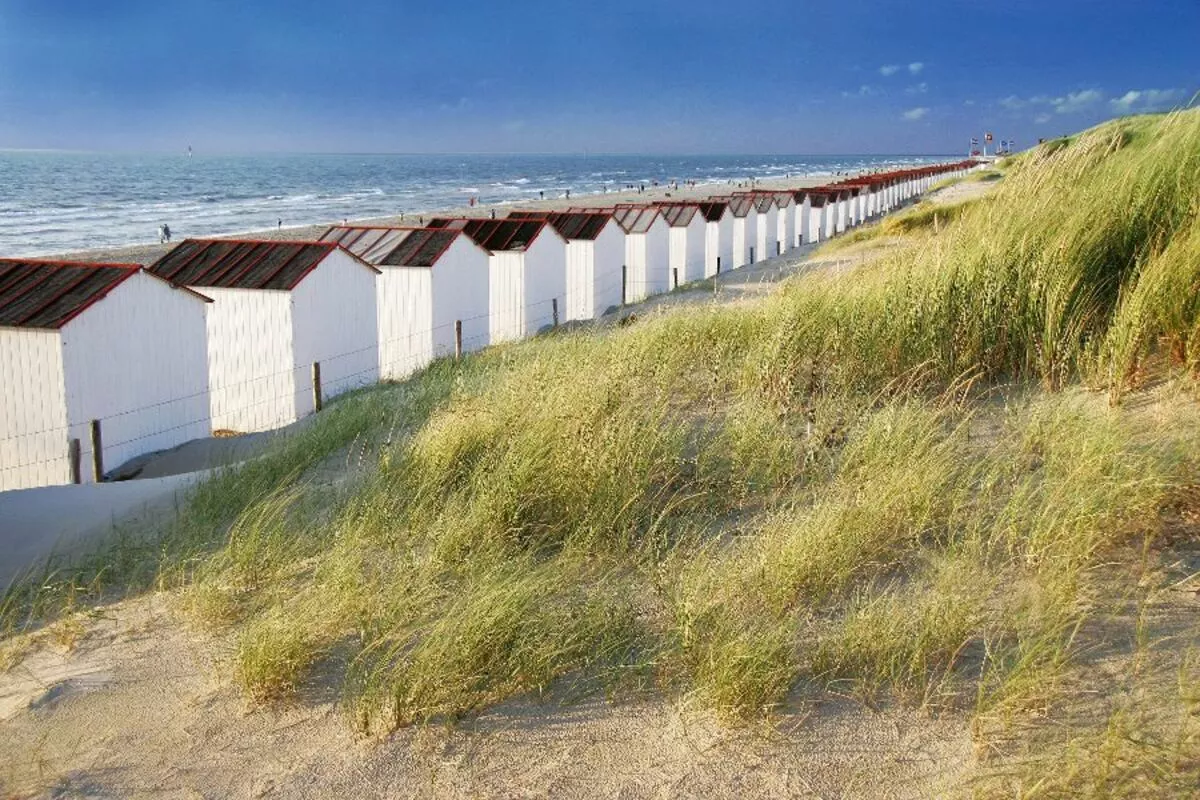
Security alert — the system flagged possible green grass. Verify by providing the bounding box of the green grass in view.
[4,107,1200,792]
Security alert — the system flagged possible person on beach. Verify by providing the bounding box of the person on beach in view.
[277,219,282,228]
[539,191,545,200]
[159,224,171,244]
[490,209,496,219]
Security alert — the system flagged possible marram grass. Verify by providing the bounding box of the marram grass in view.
[4,107,1200,793]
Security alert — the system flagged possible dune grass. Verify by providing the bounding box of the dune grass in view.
[4,108,1200,792]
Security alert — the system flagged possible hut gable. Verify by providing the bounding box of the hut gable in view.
[0,259,141,329]
[149,240,375,290]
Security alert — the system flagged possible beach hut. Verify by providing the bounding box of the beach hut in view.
[743,198,762,263]
[0,259,211,490]
[509,210,625,320]
[149,240,380,434]
[654,203,707,288]
[573,205,669,302]
[772,192,797,254]
[806,191,829,243]
[321,225,491,379]
[738,194,779,261]
[712,196,754,268]
[696,200,733,277]
[834,189,851,234]
[790,191,812,247]
[429,217,568,342]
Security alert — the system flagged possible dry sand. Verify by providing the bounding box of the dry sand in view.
[0,595,975,799]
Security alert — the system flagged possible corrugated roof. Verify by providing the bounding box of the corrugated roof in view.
[320,226,416,264]
[608,205,662,234]
[380,228,463,267]
[653,203,702,227]
[695,201,729,222]
[0,259,141,329]
[508,210,612,240]
[710,196,753,217]
[149,239,351,290]
[428,218,552,252]
[749,194,776,213]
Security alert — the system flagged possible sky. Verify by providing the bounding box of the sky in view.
[0,0,1195,155]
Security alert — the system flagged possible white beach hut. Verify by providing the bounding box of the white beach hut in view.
[696,201,733,277]
[749,194,780,259]
[0,259,211,490]
[654,203,707,288]
[806,191,829,243]
[149,240,380,434]
[713,196,754,268]
[431,218,568,342]
[773,192,796,254]
[583,206,669,302]
[321,225,491,379]
[790,191,811,247]
[509,211,625,320]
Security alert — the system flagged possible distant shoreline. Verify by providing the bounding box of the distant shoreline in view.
[45,171,880,267]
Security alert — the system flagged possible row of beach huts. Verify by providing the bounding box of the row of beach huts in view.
[0,160,978,491]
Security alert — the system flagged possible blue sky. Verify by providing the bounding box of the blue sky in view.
[0,0,1195,154]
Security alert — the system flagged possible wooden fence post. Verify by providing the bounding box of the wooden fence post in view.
[454,320,463,359]
[89,420,103,482]
[673,268,679,289]
[552,298,559,328]
[69,438,81,485]
[621,265,627,305]
[312,362,323,413]
[716,257,721,275]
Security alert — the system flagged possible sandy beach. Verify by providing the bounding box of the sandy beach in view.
[51,173,852,266]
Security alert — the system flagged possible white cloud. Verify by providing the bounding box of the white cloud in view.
[903,107,930,121]
[905,82,928,95]
[1034,113,1052,124]
[1109,88,1187,114]
[908,62,924,75]
[964,99,976,106]
[997,89,1105,116]
[879,64,901,77]
[841,85,878,98]
[1054,89,1103,114]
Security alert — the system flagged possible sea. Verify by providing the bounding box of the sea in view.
[0,152,959,257]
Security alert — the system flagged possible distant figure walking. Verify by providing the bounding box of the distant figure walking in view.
[278,219,282,228]
[159,224,171,244]
[490,209,496,219]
